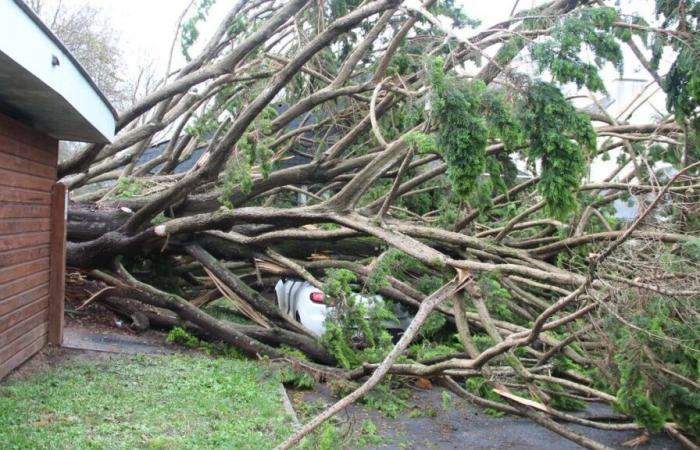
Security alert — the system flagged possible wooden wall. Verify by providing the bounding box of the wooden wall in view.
[0,113,59,379]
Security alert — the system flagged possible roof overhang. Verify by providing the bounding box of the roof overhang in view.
[0,0,117,143]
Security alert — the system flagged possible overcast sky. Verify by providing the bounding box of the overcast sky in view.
[57,0,664,121]
[46,1,659,81]
[47,0,664,183]
[73,1,658,83]
[59,0,553,78]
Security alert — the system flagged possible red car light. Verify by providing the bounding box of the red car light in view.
[309,292,325,304]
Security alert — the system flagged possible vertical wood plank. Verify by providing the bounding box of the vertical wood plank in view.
[48,183,66,345]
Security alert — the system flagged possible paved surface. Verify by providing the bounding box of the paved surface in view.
[62,327,178,355]
[56,326,687,449]
[290,384,683,450]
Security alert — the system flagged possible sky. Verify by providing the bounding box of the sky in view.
[50,0,668,184]
[61,0,551,79]
[71,0,666,113]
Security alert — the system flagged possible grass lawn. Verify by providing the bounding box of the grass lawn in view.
[0,354,293,449]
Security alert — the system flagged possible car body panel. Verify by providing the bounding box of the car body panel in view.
[275,278,413,337]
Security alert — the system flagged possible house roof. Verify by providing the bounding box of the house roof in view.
[0,0,117,143]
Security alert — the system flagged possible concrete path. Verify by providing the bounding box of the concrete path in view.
[62,327,177,355]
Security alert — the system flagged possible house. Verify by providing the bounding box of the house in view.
[0,0,116,379]
[136,103,317,175]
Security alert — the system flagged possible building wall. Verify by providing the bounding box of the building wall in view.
[0,113,58,379]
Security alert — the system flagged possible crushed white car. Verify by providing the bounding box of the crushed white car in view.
[274,277,413,337]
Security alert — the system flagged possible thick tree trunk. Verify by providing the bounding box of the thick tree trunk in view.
[100,296,336,365]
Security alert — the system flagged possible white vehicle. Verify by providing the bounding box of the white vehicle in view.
[274,277,413,337]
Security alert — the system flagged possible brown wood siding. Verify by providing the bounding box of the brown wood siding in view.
[0,113,58,380]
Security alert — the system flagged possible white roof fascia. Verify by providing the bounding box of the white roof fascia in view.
[0,0,116,142]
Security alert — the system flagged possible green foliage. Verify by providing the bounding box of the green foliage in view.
[219,154,253,208]
[652,1,700,136]
[227,18,246,37]
[387,53,415,77]
[150,212,169,225]
[481,88,523,151]
[416,274,447,295]
[665,42,700,124]
[441,390,454,411]
[278,366,315,390]
[330,379,410,418]
[472,334,496,352]
[409,406,437,418]
[186,108,220,140]
[317,422,341,450]
[358,178,392,208]
[319,269,395,369]
[364,249,428,294]
[616,364,667,432]
[681,238,700,261]
[604,291,700,436]
[520,82,596,219]
[418,311,447,339]
[186,86,244,145]
[278,344,309,362]
[320,300,395,369]
[530,7,623,92]
[424,57,528,207]
[496,35,526,66]
[218,106,277,208]
[240,106,277,178]
[166,326,199,348]
[464,377,506,416]
[180,0,217,62]
[663,384,700,437]
[544,382,586,412]
[429,57,489,200]
[204,299,255,325]
[357,419,384,447]
[397,178,448,217]
[297,411,384,449]
[403,131,438,154]
[359,382,410,418]
[380,99,424,142]
[327,0,362,20]
[296,406,345,450]
[322,268,357,299]
[114,176,143,198]
[479,273,514,322]
[408,340,463,361]
[166,326,244,359]
[320,321,359,369]
[364,250,402,293]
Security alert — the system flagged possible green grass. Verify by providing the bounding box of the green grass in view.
[0,354,293,449]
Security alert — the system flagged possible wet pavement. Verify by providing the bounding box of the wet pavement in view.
[290,384,683,450]
[56,324,688,449]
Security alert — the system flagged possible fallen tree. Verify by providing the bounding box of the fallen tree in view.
[59,0,700,448]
